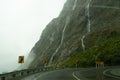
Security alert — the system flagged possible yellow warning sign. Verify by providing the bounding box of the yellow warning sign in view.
[18,56,24,63]
[42,58,47,65]
[96,61,104,65]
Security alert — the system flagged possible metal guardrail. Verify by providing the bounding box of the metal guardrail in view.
[0,67,61,80]
[1,66,119,80]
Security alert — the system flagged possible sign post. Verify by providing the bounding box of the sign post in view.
[96,61,104,80]
[42,58,47,67]
[18,56,24,76]
[56,61,60,68]
[18,56,24,64]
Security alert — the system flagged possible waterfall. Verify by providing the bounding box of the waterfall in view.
[61,17,70,44]
[81,0,91,51]
[50,33,55,44]
[48,46,60,65]
[72,0,77,10]
[81,0,120,51]
[48,17,70,65]
[86,0,91,33]
[81,35,86,51]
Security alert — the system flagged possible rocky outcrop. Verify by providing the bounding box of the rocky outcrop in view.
[27,0,120,68]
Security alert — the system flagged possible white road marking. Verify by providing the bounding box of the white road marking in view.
[72,72,81,80]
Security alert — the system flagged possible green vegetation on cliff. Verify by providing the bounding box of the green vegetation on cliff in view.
[60,28,120,67]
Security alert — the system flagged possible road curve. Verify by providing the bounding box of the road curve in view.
[20,68,80,80]
[15,67,119,80]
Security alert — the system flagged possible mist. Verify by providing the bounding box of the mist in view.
[0,0,66,73]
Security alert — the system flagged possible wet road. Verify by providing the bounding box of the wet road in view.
[20,68,80,80]
[16,67,119,80]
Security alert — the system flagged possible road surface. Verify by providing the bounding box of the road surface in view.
[14,67,119,80]
[20,68,80,80]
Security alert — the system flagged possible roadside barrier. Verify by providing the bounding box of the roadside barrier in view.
[0,67,61,80]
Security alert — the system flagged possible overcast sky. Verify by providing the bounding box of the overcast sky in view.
[0,0,66,73]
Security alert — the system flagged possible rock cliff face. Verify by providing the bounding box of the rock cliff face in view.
[28,0,120,68]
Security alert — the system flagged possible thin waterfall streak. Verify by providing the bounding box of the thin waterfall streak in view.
[86,0,91,33]
[59,17,69,48]
[81,35,86,51]
[87,20,91,33]
[48,46,60,65]
[81,0,91,51]
[92,5,120,9]
[72,0,77,10]
[48,17,70,65]
[61,21,68,44]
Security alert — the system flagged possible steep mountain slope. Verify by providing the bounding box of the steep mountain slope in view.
[27,0,120,68]
[61,27,120,67]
